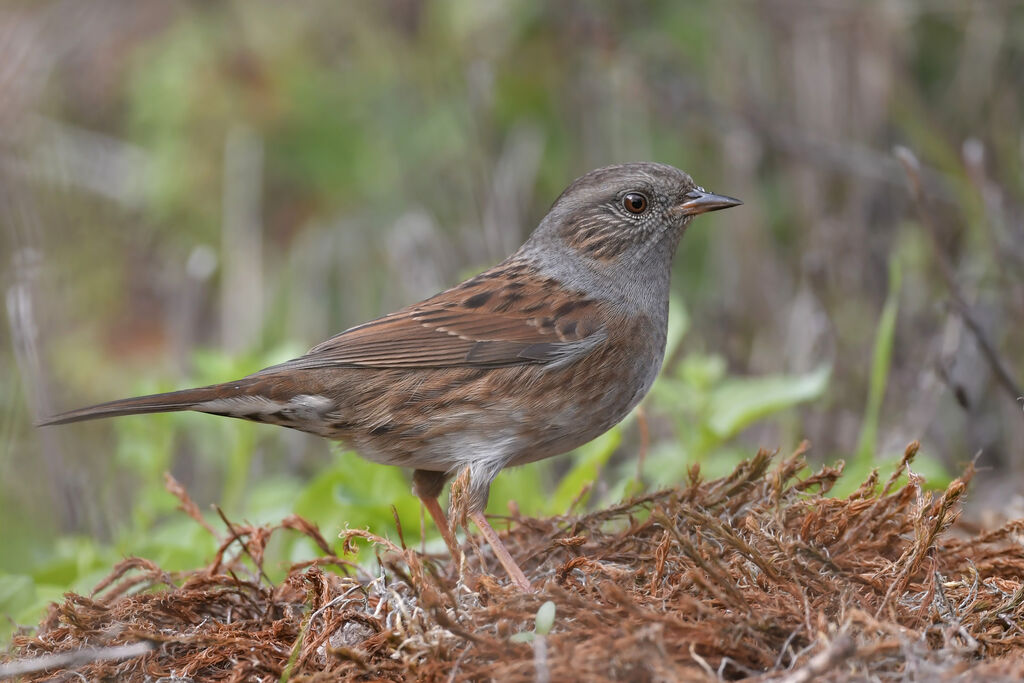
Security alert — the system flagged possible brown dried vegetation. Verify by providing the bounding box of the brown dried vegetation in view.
[6,442,1024,682]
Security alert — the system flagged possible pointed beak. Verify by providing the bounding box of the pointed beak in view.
[675,187,743,217]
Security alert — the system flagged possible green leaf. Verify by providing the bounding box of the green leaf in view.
[854,256,902,466]
[509,600,557,643]
[831,448,950,498]
[679,353,726,391]
[0,574,35,619]
[547,428,622,514]
[279,609,310,683]
[293,449,422,557]
[706,365,831,439]
[488,461,552,517]
[0,580,67,641]
[534,600,556,635]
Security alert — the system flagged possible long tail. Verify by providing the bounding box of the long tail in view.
[36,380,264,426]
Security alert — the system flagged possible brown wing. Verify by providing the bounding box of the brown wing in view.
[261,265,607,372]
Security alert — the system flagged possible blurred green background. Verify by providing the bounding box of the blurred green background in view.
[2,0,1023,637]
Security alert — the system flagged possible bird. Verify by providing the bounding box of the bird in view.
[38,162,741,591]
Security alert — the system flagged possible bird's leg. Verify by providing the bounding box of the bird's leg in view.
[469,510,532,592]
[418,493,462,562]
[412,469,462,562]
[446,466,532,591]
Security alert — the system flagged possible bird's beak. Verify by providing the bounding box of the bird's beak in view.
[675,187,743,217]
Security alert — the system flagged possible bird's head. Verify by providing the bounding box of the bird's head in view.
[530,162,741,267]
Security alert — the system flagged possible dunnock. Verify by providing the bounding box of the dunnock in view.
[39,162,740,591]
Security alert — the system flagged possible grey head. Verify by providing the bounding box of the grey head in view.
[517,162,741,303]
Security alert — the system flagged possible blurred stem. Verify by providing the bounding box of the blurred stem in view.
[854,256,902,466]
[895,145,1024,403]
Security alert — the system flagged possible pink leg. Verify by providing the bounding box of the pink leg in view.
[419,494,463,563]
[469,510,533,592]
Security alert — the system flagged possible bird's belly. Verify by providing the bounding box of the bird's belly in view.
[506,354,661,466]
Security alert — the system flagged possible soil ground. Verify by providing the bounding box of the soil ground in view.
[5,442,1024,682]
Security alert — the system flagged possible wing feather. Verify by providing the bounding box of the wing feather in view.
[260,266,606,372]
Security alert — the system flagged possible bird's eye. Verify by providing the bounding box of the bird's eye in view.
[622,192,648,214]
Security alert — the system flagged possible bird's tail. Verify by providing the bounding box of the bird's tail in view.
[36,380,259,426]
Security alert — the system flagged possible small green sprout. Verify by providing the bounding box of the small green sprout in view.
[510,600,556,643]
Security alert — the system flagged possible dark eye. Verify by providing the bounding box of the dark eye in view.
[622,192,648,214]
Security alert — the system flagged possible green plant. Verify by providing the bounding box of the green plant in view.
[641,302,831,485]
[835,254,950,497]
[510,600,556,643]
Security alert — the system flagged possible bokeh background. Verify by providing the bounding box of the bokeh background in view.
[2,0,1022,634]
